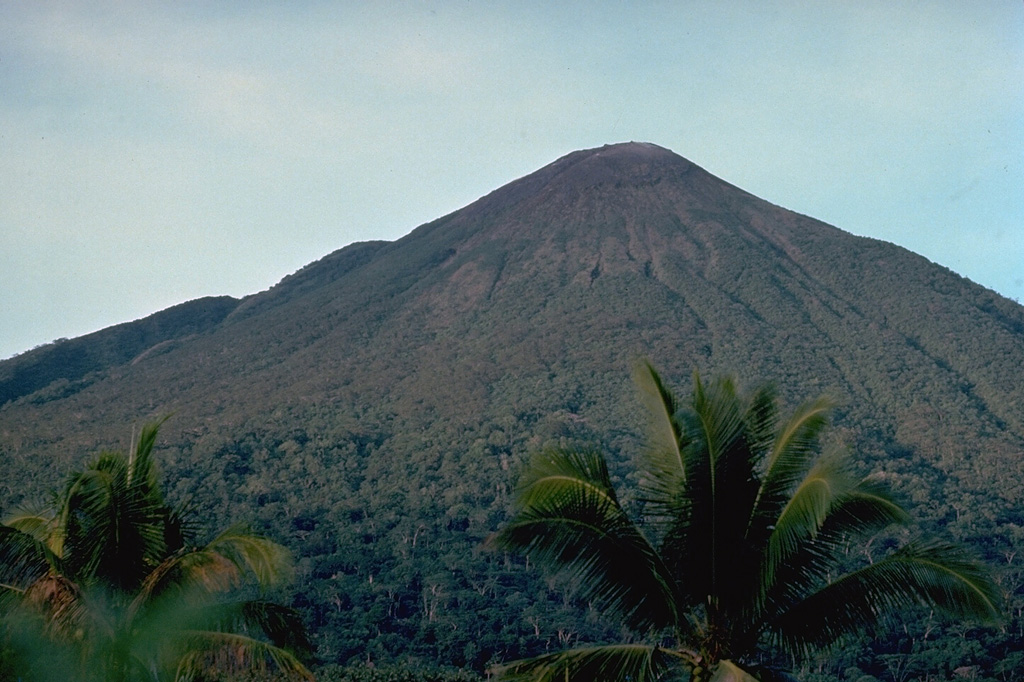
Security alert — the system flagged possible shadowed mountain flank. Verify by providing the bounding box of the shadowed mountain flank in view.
[0,296,239,406]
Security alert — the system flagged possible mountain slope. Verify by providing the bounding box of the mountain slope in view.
[0,295,239,406]
[1,142,1022,674]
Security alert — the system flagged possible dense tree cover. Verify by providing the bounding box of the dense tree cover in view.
[3,372,1020,680]
[0,420,312,682]
[1,359,1020,680]
[489,364,999,681]
[316,664,479,682]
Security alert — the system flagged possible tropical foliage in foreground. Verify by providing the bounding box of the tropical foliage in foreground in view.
[0,419,312,682]
[490,364,1001,681]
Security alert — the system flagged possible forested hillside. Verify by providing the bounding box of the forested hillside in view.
[1,143,1022,680]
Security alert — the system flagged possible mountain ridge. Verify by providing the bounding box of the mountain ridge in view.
[0,295,240,406]
[4,142,1023,466]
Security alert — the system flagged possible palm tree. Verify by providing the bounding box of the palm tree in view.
[0,419,313,682]
[489,363,1000,681]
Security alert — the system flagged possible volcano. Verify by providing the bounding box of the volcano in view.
[1,142,1022,672]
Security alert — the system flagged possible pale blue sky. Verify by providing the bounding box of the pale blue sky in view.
[2,2,1022,359]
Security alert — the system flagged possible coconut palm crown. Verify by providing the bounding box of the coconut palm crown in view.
[489,363,1000,682]
[0,418,312,682]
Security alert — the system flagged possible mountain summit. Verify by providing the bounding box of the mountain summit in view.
[1,143,1022,670]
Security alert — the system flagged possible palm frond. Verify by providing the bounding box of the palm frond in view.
[634,361,688,519]
[765,452,856,577]
[709,659,761,682]
[0,525,54,599]
[135,595,312,657]
[204,524,293,589]
[820,476,910,533]
[58,463,116,579]
[135,525,292,612]
[689,373,747,475]
[661,374,760,613]
[489,449,680,632]
[173,629,314,682]
[746,396,833,540]
[129,417,158,481]
[132,548,235,615]
[162,500,198,555]
[770,538,1001,656]
[241,600,314,655]
[2,605,83,682]
[60,451,169,591]
[493,643,678,682]
[121,583,313,682]
[742,663,801,682]
[21,573,90,639]
[760,475,911,623]
[515,448,620,508]
[741,384,779,466]
[2,504,59,547]
[703,377,766,525]
[127,416,170,489]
